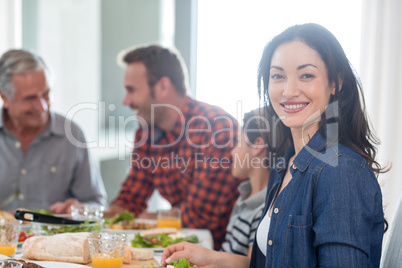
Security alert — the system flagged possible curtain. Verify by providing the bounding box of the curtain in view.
[360,0,402,250]
[381,195,402,267]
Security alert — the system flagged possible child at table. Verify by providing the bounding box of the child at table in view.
[220,108,291,257]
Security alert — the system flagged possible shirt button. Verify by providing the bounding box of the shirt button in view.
[19,193,25,200]
[21,168,27,175]
[274,208,279,214]
[268,240,273,246]
[292,164,297,170]
[50,166,57,173]
[15,142,21,148]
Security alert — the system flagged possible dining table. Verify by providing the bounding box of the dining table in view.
[13,227,214,267]
[17,257,160,268]
[85,259,159,268]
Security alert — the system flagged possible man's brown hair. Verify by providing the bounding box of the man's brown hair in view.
[121,45,189,96]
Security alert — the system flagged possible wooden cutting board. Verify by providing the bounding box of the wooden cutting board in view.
[85,258,160,267]
[20,257,160,268]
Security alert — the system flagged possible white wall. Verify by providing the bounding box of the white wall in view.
[27,0,101,144]
[196,0,362,120]
[0,0,21,54]
[0,0,21,107]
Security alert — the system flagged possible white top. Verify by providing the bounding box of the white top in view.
[256,209,271,256]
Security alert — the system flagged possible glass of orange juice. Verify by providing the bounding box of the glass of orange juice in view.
[87,232,127,268]
[0,219,21,258]
[156,207,182,229]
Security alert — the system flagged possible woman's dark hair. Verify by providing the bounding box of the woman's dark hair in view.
[257,23,385,174]
[242,107,291,168]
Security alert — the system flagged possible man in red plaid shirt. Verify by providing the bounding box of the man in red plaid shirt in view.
[106,45,240,249]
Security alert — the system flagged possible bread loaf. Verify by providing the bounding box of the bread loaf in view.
[123,243,132,264]
[22,232,91,264]
[130,247,154,260]
[141,227,178,237]
[0,210,14,219]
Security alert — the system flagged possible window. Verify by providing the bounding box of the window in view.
[196,0,362,119]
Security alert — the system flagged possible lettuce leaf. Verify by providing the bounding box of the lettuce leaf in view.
[170,258,197,268]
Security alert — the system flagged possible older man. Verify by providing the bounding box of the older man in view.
[105,45,240,249]
[0,49,107,212]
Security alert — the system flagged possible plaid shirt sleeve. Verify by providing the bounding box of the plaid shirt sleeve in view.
[112,128,154,215]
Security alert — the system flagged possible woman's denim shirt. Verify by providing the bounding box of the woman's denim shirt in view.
[250,130,384,268]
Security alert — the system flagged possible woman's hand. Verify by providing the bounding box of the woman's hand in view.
[162,242,218,268]
[162,242,250,268]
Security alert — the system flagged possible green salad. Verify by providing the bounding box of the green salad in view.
[33,221,102,235]
[131,233,199,248]
[140,258,197,268]
[35,209,54,215]
[169,258,197,268]
[104,210,135,225]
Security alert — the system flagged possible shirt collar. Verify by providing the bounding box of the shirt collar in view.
[238,180,252,200]
[164,96,192,143]
[237,180,268,209]
[46,112,65,137]
[291,127,335,173]
[0,108,64,137]
[273,144,294,174]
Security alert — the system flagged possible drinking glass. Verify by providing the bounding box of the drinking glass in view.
[0,219,21,258]
[156,207,182,229]
[87,232,127,268]
[71,204,104,221]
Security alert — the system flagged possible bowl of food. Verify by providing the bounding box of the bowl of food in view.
[31,219,103,236]
[12,209,104,236]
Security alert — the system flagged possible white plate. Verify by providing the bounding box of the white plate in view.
[127,228,205,253]
[104,219,157,233]
[31,261,88,267]
[0,257,88,267]
[102,228,141,234]
[134,246,165,252]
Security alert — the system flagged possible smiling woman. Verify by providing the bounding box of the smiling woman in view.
[249,23,387,268]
